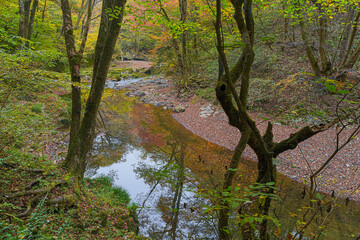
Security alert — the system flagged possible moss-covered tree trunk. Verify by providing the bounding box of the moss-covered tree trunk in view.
[63,0,127,179]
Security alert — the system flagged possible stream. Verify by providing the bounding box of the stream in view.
[85,78,360,239]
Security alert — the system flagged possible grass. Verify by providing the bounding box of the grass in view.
[0,50,146,239]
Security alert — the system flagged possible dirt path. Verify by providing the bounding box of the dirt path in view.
[120,75,360,201]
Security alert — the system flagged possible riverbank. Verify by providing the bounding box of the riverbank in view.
[120,75,360,201]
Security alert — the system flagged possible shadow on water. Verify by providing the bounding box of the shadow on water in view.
[86,81,360,239]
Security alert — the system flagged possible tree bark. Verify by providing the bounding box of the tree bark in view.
[63,0,127,179]
[318,4,331,75]
[61,0,83,146]
[214,0,338,238]
[338,9,355,64]
[341,11,359,67]
[27,0,38,44]
[41,0,47,21]
[343,41,360,69]
[18,0,32,39]
[299,18,321,76]
[179,0,187,81]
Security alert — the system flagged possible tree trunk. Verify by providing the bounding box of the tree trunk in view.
[41,0,47,21]
[214,1,337,238]
[170,149,185,240]
[338,9,355,64]
[158,0,187,82]
[61,0,83,146]
[27,0,38,45]
[179,0,187,81]
[63,0,127,179]
[341,11,360,69]
[218,130,250,240]
[299,19,321,76]
[74,0,87,30]
[343,41,360,69]
[318,4,331,75]
[18,0,31,39]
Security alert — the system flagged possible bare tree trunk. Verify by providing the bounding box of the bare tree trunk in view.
[63,0,127,179]
[157,0,187,82]
[41,0,47,21]
[338,9,355,64]
[318,4,331,75]
[27,0,38,44]
[283,2,288,41]
[299,19,321,76]
[61,0,93,148]
[79,0,93,56]
[61,0,83,147]
[179,0,187,81]
[341,11,360,69]
[18,0,32,39]
[343,41,360,69]
[218,131,250,239]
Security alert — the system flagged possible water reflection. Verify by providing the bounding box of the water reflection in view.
[85,83,360,239]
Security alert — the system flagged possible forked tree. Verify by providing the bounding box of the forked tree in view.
[61,0,127,179]
[214,0,339,238]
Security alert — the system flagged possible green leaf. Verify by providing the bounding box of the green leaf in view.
[325,82,337,93]
[316,193,323,200]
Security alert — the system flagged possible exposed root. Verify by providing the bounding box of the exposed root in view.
[46,195,77,208]
[17,194,43,217]
[2,162,45,174]
[25,177,45,190]
[4,181,66,199]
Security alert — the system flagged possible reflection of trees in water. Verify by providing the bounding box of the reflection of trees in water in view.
[134,138,218,239]
[85,91,360,239]
[87,98,136,176]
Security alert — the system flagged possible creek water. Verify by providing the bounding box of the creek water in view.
[86,79,360,239]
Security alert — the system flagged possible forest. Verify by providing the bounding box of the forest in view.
[1,0,360,239]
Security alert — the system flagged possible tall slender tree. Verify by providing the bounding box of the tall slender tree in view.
[60,0,93,147]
